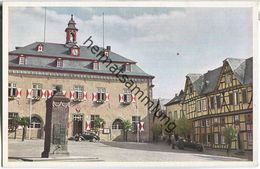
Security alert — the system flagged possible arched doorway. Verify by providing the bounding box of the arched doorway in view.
[30,115,44,139]
[112,119,123,130]
[111,119,124,141]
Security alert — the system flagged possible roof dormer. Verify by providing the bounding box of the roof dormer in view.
[36,43,44,52]
[93,60,100,70]
[56,58,63,68]
[124,63,131,72]
[70,45,80,56]
[104,46,111,57]
[18,55,26,65]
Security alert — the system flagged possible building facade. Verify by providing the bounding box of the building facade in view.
[182,57,253,150]
[8,15,154,142]
[165,90,184,121]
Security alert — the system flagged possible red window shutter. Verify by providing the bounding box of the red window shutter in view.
[26,89,32,99]
[131,94,136,103]
[119,94,124,103]
[62,90,66,97]
[85,121,90,130]
[105,93,110,101]
[70,91,75,100]
[15,88,22,98]
[41,89,46,98]
[140,122,144,131]
[47,90,53,98]
[82,91,87,100]
[92,92,97,101]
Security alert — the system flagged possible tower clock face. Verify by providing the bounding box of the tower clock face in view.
[72,49,78,56]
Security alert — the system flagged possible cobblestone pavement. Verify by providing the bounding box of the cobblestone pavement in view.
[8,139,248,162]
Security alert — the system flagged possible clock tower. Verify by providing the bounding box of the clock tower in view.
[65,14,78,46]
[65,14,80,56]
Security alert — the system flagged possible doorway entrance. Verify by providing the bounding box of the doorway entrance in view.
[73,114,83,136]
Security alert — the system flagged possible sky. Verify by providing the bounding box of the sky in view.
[8,7,252,99]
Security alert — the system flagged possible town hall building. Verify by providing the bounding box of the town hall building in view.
[8,15,154,142]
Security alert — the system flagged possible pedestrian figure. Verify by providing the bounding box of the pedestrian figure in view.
[171,134,176,149]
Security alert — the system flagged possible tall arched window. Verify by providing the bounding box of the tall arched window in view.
[30,116,42,128]
[112,119,123,129]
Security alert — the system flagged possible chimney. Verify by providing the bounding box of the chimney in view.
[175,93,178,97]
[106,46,111,51]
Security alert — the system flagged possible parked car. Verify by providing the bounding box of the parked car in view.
[75,132,100,142]
[176,139,204,152]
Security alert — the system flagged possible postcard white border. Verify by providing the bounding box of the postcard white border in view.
[2,1,259,168]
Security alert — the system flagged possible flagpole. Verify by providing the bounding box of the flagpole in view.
[44,7,47,43]
[102,12,104,49]
[29,97,32,140]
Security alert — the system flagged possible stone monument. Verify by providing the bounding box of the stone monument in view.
[41,87,70,158]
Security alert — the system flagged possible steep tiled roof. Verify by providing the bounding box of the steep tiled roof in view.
[186,74,202,84]
[9,42,153,78]
[164,90,184,106]
[186,57,252,95]
[200,67,222,94]
[10,42,135,63]
[244,57,253,84]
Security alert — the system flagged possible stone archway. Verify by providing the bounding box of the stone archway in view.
[112,119,123,130]
[30,114,44,139]
[111,118,124,141]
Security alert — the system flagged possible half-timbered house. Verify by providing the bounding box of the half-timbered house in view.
[182,57,253,150]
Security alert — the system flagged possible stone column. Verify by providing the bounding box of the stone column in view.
[41,88,70,158]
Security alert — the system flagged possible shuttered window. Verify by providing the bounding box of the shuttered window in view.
[242,89,248,104]
[8,83,17,97]
[229,93,234,105]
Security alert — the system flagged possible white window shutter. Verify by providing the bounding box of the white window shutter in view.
[83,91,87,100]
[119,94,124,103]
[105,93,110,101]
[131,94,136,103]
[70,91,75,100]
[92,92,97,101]
[26,89,32,99]
[41,89,46,98]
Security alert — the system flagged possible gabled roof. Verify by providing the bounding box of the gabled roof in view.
[224,57,252,85]
[184,57,252,96]
[186,74,202,84]
[225,58,246,84]
[200,67,222,94]
[164,90,184,106]
[244,57,253,84]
